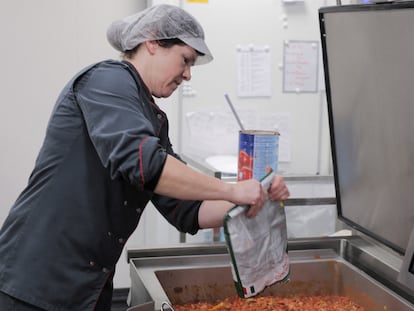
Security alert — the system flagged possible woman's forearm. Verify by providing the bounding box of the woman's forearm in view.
[154,155,234,201]
[154,155,272,218]
[198,200,235,228]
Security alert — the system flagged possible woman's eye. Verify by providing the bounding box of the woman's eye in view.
[183,57,195,66]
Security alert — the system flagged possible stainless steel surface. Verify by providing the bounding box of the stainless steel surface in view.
[399,228,414,290]
[128,237,414,310]
[320,2,414,253]
[161,301,174,311]
[180,153,237,182]
[127,302,154,311]
[283,197,336,206]
[224,93,245,131]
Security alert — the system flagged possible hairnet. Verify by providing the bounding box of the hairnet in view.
[107,4,213,65]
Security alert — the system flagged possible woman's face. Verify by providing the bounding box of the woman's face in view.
[150,43,198,98]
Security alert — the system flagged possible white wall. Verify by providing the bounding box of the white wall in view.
[0,0,356,290]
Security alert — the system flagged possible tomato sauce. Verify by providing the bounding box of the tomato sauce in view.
[174,295,365,311]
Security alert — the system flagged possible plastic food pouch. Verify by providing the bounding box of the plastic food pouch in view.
[223,170,290,298]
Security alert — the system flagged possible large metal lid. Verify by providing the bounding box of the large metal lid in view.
[319,1,414,254]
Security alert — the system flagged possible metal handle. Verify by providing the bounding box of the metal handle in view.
[161,301,175,311]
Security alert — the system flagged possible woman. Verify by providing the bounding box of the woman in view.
[0,4,290,311]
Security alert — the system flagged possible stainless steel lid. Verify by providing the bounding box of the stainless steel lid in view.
[319,1,414,254]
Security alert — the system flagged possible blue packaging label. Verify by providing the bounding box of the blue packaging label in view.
[238,130,279,181]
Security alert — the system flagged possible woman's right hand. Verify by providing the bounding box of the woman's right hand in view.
[229,179,268,218]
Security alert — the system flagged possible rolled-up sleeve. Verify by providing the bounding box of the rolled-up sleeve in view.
[75,62,166,191]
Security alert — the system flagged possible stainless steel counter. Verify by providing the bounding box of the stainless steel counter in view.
[127,236,414,310]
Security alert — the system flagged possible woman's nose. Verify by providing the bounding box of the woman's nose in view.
[183,66,191,81]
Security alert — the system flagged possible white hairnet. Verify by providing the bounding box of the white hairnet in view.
[107,4,213,65]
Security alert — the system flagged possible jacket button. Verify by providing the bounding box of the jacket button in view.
[102,267,110,273]
[157,114,162,120]
[108,232,112,236]
[89,261,95,267]
[136,208,142,214]
[118,238,125,244]
[123,200,128,207]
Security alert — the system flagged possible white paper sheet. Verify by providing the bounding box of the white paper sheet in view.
[185,110,292,163]
[237,45,272,97]
[283,40,319,93]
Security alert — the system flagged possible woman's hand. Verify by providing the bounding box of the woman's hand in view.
[268,175,290,202]
[229,175,290,218]
[229,179,268,218]
[198,175,290,228]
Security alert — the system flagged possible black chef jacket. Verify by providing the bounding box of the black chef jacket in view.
[0,60,202,311]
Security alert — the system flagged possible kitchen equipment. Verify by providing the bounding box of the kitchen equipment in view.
[319,0,414,290]
[224,93,245,131]
[127,239,414,310]
[126,2,414,310]
[160,301,174,311]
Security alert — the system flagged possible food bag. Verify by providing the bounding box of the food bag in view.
[223,170,290,298]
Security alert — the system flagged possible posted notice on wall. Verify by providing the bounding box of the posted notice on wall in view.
[237,45,272,98]
[283,40,319,93]
[185,109,291,163]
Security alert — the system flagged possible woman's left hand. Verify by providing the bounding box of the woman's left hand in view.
[268,175,290,202]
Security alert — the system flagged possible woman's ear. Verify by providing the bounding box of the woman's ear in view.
[145,40,158,55]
